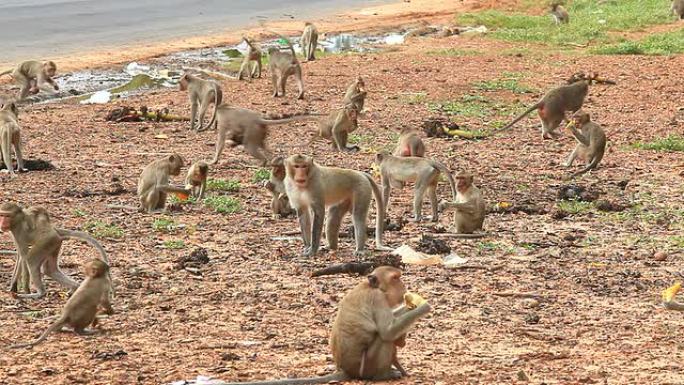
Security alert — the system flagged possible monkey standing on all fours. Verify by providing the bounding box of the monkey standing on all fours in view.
[0,60,59,100]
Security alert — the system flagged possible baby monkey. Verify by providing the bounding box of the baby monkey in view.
[550,3,569,24]
[263,156,294,219]
[185,161,209,200]
[563,110,606,177]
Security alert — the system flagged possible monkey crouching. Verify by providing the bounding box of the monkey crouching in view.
[439,171,486,237]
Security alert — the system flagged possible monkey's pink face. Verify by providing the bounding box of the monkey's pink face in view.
[0,214,11,232]
[456,178,470,193]
[292,164,309,188]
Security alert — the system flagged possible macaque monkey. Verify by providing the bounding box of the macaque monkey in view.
[12,259,114,349]
[0,203,112,299]
[238,37,263,80]
[500,72,603,140]
[268,36,305,99]
[209,266,430,384]
[137,154,191,213]
[301,22,319,62]
[313,104,361,152]
[342,76,367,112]
[438,172,486,237]
[393,128,425,157]
[375,152,456,222]
[263,156,294,219]
[178,73,223,131]
[185,161,209,200]
[550,3,569,24]
[211,106,320,166]
[0,60,59,99]
[673,0,684,19]
[563,110,606,177]
[284,154,390,257]
[0,102,25,175]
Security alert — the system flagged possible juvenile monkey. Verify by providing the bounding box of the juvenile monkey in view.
[0,203,112,299]
[393,127,425,157]
[550,3,569,24]
[137,154,191,213]
[301,22,319,62]
[438,172,486,237]
[0,60,59,99]
[563,110,606,177]
[211,106,320,166]
[178,73,223,131]
[375,152,456,222]
[12,259,113,349]
[268,35,305,99]
[211,266,430,384]
[313,104,360,152]
[0,102,25,175]
[342,76,367,112]
[185,161,209,199]
[500,72,602,140]
[284,154,390,257]
[238,37,263,80]
[263,156,294,219]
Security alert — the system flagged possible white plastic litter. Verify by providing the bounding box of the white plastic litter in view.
[80,90,111,104]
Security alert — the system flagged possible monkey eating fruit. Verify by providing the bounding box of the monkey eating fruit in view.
[138,154,191,212]
[563,109,606,177]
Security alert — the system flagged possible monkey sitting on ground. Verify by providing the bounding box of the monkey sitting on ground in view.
[137,154,191,213]
[0,101,25,175]
[0,60,59,100]
[673,0,684,20]
[342,76,367,112]
[312,103,362,152]
[179,73,223,131]
[185,161,209,200]
[393,127,425,157]
[284,154,391,257]
[12,259,114,348]
[268,35,304,99]
[499,72,603,140]
[212,266,431,384]
[439,172,487,237]
[550,3,569,24]
[238,37,263,80]
[375,152,456,222]
[563,110,607,177]
[263,156,294,219]
[301,22,319,62]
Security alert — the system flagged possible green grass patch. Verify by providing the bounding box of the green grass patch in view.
[348,133,374,145]
[398,92,428,105]
[253,168,271,183]
[456,0,673,47]
[73,209,86,217]
[426,48,483,56]
[476,241,501,251]
[632,135,684,152]
[429,94,525,128]
[594,29,684,55]
[474,73,535,94]
[152,217,182,233]
[207,178,241,192]
[203,196,241,214]
[557,200,594,214]
[163,240,186,250]
[82,220,124,239]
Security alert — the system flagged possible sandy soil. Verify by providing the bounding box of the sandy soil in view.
[1,2,684,385]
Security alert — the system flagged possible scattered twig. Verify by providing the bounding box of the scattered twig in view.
[492,292,546,301]
[0,250,16,255]
[311,262,375,277]
[663,301,684,311]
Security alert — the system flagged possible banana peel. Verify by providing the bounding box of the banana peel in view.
[441,126,488,139]
[404,292,427,309]
[662,282,681,303]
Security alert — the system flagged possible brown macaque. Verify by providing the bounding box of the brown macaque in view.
[393,128,425,157]
[0,60,58,99]
[12,259,113,349]
[210,266,429,385]
[211,106,320,166]
[313,104,361,152]
[238,37,263,80]
[0,101,25,175]
[268,35,304,99]
[500,72,603,140]
[551,3,569,24]
[178,73,223,131]
[342,76,367,112]
[185,161,209,200]
[673,0,684,19]
[438,172,486,237]
[375,152,456,222]
[284,154,391,257]
[137,154,191,213]
[0,203,112,299]
[263,156,294,219]
[563,110,606,177]
[300,22,319,62]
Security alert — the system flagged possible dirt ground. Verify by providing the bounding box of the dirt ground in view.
[2,2,684,385]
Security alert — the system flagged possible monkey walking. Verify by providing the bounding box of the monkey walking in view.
[393,127,426,157]
[238,37,263,80]
[0,60,59,100]
[563,110,607,177]
[268,34,305,99]
[178,73,223,131]
[300,22,319,62]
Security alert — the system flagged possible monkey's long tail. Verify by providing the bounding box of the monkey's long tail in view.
[11,318,66,349]
[200,83,221,131]
[363,173,393,251]
[571,148,605,177]
[497,102,541,132]
[56,229,115,297]
[433,161,457,200]
[211,371,348,385]
[262,114,323,125]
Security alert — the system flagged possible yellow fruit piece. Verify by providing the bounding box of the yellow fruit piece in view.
[497,201,512,209]
[662,282,681,302]
[404,292,427,309]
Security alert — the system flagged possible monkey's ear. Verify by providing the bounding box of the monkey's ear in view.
[367,274,379,288]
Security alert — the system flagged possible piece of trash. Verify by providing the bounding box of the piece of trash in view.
[460,25,488,35]
[443,254,469,268]
[663,282,681,303]
[125,62,152,76]
[154,134,169,139]
[384,33,406,45]
[80,90,111,104]
[392,245,442,265]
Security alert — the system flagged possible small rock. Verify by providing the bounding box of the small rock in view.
[653,251,668,261]
[522,298,540,309]
[517,370,530,381]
